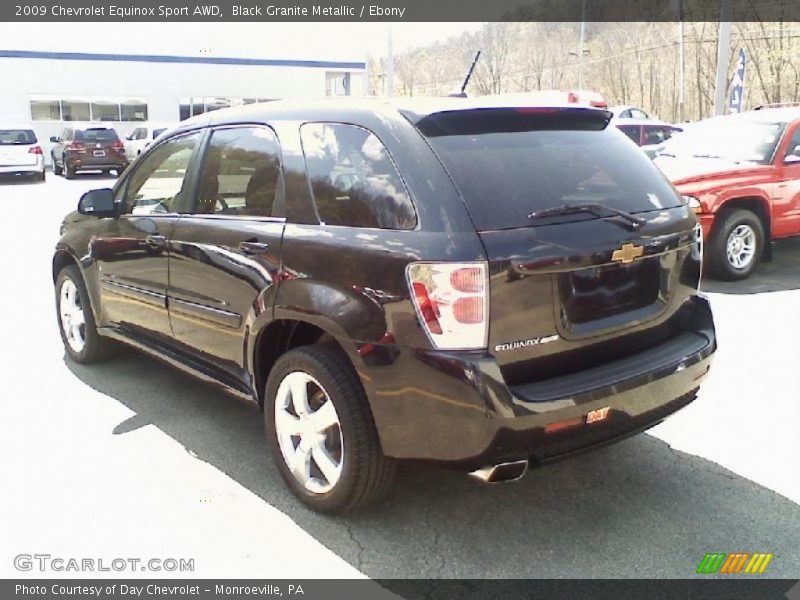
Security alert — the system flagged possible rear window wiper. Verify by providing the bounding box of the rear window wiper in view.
[527,203,647,229]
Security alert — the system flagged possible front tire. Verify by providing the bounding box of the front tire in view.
[52,156,62,176]
[264,345,395,513]
[707,209,764,281]
[55,265,114,363]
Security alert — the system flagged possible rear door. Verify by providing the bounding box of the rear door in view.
[166,125,286,376]
[96,131,202,341]
[0,129,38,168]
[418,107,701,385]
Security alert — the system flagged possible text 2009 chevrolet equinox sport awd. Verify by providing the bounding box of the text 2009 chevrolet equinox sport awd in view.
[54,98,716,513]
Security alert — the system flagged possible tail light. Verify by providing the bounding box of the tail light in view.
[67,142,85,151]
[112,141,125,152]
[407,262,489,350]
[28,145,43,155]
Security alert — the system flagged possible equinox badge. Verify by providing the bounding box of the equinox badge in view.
[495,334,559,352]
[611,243,644,264]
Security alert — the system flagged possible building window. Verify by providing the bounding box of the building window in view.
[30,95,148,122]
[121,99,148,121]
[179,97,276,120]
[30,97,61,121]
[326,72,351,96]
[61,99,90,121]
[91,100,121,122]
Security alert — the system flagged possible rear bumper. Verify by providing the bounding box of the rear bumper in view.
[357,295,716,468]
[0,159,44,175]
[67,155,127,170]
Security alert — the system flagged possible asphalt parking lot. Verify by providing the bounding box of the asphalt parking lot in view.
[1,171,798,579]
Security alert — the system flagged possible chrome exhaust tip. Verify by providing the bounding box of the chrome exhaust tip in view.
[469,459,529,483]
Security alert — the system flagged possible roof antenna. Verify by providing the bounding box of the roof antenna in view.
[449,50,481,98]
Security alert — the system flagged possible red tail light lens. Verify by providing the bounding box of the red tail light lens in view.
[407,262,488,350]
[450,267,484,293]
[112,141,125,151]
[68,142,85,151]
[28,145,43,155]
[452,297,484,324]
[412,282,442,334]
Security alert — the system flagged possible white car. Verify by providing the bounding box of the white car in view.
[123,123,176,161]
[610,105,654,119]
[0,125,45,182]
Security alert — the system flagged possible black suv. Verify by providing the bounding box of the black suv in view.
[54,98,716,513]
[50,127,128,178]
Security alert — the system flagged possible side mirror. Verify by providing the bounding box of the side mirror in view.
[49,136,59,143]
[785,145,800,164]
[78,188,116,217]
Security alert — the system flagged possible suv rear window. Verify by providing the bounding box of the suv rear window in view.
[423,114,681,231]
[300,123,416,230]
[0,129,37,145]
[75,128,119,142]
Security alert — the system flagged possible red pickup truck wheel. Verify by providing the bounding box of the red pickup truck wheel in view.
[708,209,764,281]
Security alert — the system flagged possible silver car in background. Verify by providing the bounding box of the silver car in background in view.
[0,126,45,182]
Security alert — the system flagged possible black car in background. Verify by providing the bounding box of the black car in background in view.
[53,98,716,513]
[50,126,128,178]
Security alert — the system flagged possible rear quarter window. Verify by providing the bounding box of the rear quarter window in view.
[300,123,416,230]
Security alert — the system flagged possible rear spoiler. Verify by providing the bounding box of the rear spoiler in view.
[409,106,612,137]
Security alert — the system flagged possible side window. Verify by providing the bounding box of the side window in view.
[132,128,145,140]
[122,132,200,215]
[784,127,800,159]
[631,108,649,119]
[618,125,641,145]
[300,123,416,230]
[194,126,282,217]
[643,126,668,145]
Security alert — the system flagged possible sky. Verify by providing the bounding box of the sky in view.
[0,22,484,60]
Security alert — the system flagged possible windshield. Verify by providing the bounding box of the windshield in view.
[659,119,785,164]
[426,126,681,231]
[0,129,37,145]
[75,129,119,142]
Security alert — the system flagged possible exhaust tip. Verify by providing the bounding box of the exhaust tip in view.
[469,459,529,483]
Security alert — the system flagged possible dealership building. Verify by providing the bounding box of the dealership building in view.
[0,47,367,164]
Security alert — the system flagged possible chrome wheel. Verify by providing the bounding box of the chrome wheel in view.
[59,278,86,353]
[726,224,756,269]
[274,371,344,494]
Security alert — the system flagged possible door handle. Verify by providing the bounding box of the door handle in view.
[146,234,166,249]
[239,241,269,254]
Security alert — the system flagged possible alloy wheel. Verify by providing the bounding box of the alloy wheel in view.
[59,278,86,353]
[726,224,756,269]
[274,371,344,494]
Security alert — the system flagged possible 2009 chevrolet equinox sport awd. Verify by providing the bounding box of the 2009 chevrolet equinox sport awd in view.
[54,98,716,513]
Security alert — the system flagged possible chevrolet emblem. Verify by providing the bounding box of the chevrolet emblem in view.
[611,243,644,264]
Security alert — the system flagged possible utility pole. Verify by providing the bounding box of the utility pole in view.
[713,0,733,116]
[578,0,586,89]
[386,25,394,98]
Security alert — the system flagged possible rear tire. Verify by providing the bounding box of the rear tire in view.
[707,208,764,281]
[55,265,115,364]
[264,344,395,513]
[64,162,76,179]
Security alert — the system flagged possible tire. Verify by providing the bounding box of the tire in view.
[707,208,765,281]
[64,161,76,179]
[115,165,127,177]
[38,170,46,183]
[52,156,62,176]
[264,344,395,513]
[55,265,114,364]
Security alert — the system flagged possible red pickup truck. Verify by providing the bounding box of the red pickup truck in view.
[654,107,800,280]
